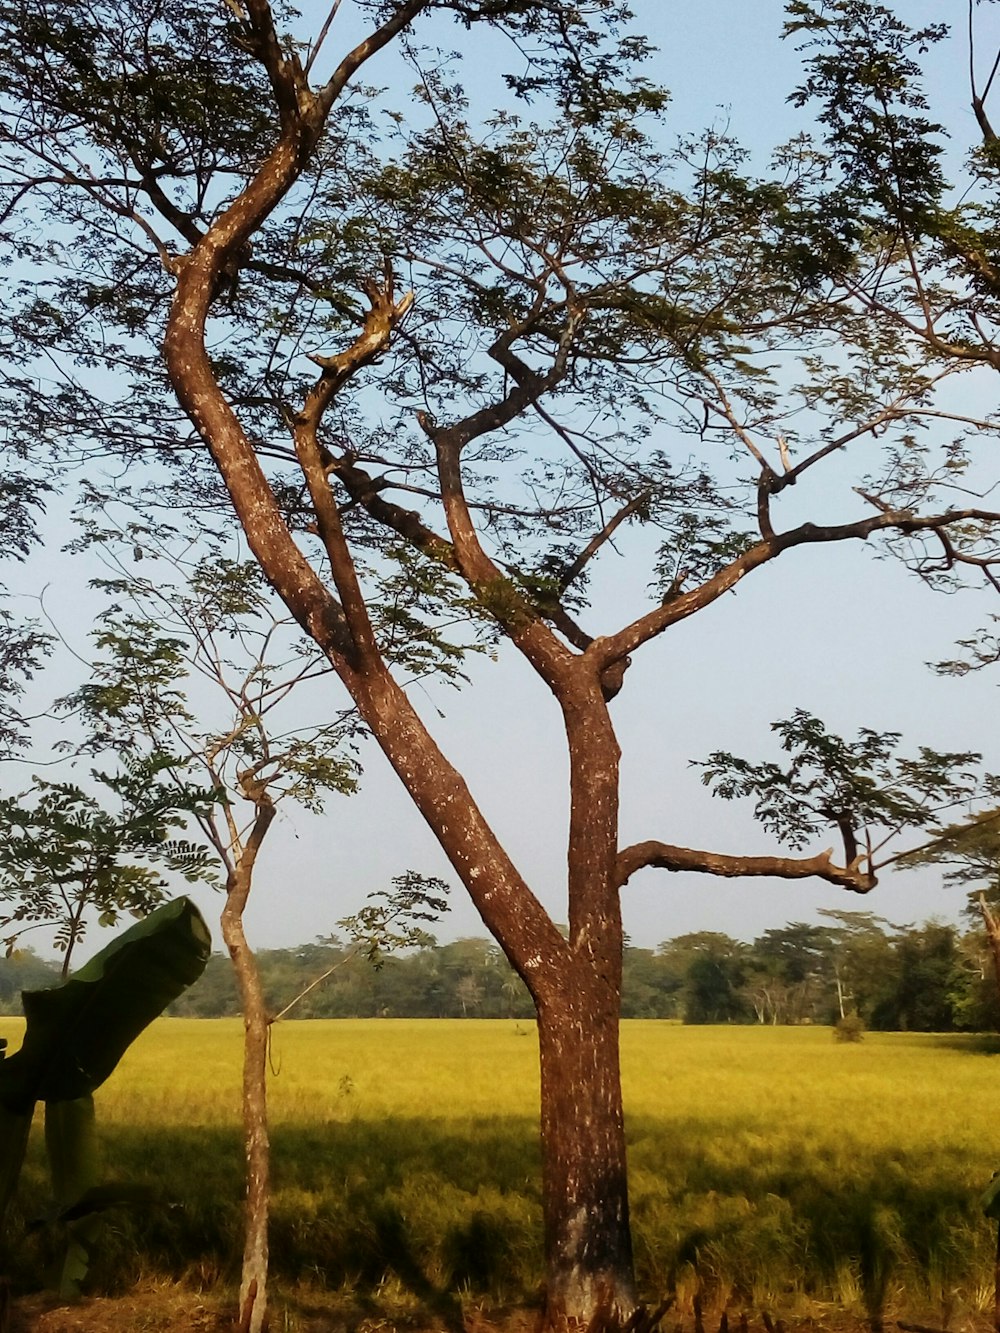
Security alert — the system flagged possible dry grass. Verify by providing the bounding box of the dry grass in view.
[2,1019,1000,1328]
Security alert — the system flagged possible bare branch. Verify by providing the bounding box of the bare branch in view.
[317,0,431,116]
[304,0,344,79]
[557,492,651,593]
[615,841,876,894]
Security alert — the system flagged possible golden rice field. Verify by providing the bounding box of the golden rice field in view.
[3,1017,1000,1326]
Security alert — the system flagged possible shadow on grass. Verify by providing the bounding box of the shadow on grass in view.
[9,1116,542,1318]
[924,1033,1000,1055]
[7,1112,995,1326]
[628,1109,989,1325]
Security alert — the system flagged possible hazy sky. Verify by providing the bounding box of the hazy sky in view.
[7,0,1000,961]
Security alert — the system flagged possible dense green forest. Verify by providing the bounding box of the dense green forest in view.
[4,909,998,1031]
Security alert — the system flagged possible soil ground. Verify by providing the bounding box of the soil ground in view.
[7,1286,532,1333]
[6,1287,995,1333]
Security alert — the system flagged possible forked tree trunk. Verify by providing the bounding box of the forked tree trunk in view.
[537,985,636,1329]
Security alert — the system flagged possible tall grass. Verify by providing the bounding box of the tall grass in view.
[2,1017,998,1320]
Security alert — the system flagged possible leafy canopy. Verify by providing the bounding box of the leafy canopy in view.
[0,756,215,968]
[698,709,985,869]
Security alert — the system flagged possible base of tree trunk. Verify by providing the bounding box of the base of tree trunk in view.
[542,1289,672,1333]
[537,992,638,1333]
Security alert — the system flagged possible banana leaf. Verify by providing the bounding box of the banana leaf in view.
[0,896,210,1267]
[44,1096,99,1298]
[0,896,210,1115]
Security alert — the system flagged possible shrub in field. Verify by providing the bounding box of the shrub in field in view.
[835,1013,866,1043]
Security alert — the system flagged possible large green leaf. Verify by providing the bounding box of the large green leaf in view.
[44,1096,99,1298]
[45,1097,98,1214]
[0,897,210,1114]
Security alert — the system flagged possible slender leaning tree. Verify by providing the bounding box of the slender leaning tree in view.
[57,519,363,1332]
[4,3,1000,1325]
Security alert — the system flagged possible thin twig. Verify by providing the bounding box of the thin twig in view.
[304,0,343,79]
[269,945,360,1023]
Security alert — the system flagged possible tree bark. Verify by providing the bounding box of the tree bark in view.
[979,893,1000,1023]
[533,681,637,1330]
[226,910,270,1333]
[222,875,270,1333]
[220,802,275,1333]
[537,981,636,1329]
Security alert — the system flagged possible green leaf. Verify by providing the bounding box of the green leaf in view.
[44,1095,100,1299]
[0,897,210,1114]
[45,1095,97,1213]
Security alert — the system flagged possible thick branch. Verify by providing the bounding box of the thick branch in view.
[422,358,578,690]
[591,504,1000,672]
[303,270,413,394]
[241,0,308,126]
[164,127,359,663]
[615,841,876,894]
[316,0,431,116]
[973,95,997,144]
[332,456,458,568]
[970,0,1000,145]
[292,272,414,659]
[348,669,569,994]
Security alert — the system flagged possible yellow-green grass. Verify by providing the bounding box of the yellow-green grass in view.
[3,1017,999,1320]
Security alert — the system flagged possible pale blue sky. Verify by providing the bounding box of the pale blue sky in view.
[238,0,1000,948]
[6,1,1000,959]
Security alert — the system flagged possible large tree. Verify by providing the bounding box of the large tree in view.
[4,2,1000,1325]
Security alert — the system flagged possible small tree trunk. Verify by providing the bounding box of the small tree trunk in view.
[220,801,274,1333]
[537,985,636,1330]
[222,884,270,1333]
[979,894,1000,1026]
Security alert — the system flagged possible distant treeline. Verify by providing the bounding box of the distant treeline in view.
[4,909,999,1030]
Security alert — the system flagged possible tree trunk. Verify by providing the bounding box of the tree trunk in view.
[531,681,637,1330]
[537,981,636,1330]
[222,889,270,1333]
[220,809,274,1333]
[979,893,1000,1022]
